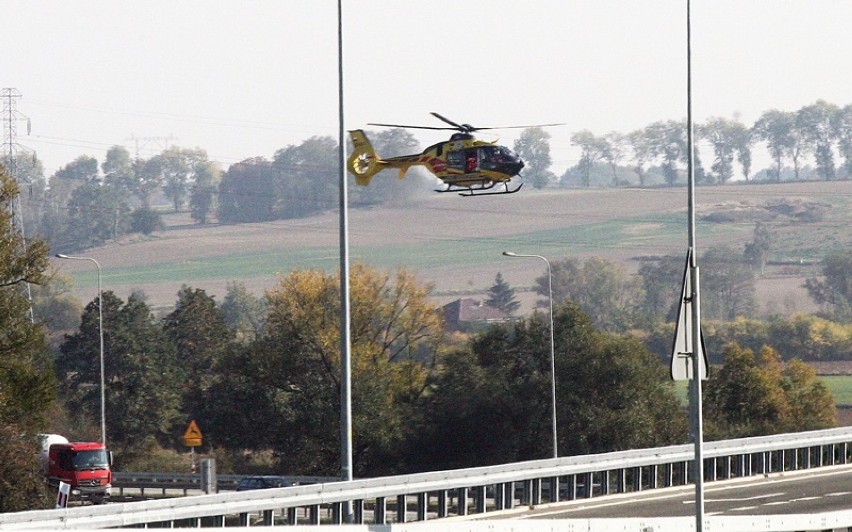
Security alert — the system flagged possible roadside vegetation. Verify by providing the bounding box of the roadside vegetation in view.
[4,99,852,510]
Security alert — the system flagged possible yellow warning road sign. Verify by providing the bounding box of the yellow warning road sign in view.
[183,420,203,447]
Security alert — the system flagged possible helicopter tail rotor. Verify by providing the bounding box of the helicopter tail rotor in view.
[347,130,383,185]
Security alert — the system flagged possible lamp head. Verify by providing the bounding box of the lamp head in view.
[502,251,517,257]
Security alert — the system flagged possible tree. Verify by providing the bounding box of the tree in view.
[57,291,182,449]
[704,344,790,439]
[627,128,654,186]
[797,100,839,180]
[536,257,643,332]
[781,357,836,431]
[744,222,772,275]
[485,272,520,316]
[205,265,446,476]
[700,117,751,183]
[190,160,220,224]
[753,109,796,182]
[219,281,266,342]
[130,206,165,235]
[704,344,835,439]
[0,168,55,510]
[570,130,608,187]
[0,425,52,512]
[102,146,134,191]
[130,156,163,208]
[58,180,131,252]
[836,104,852,179]
[805,250,852,322]
[637,255,683,325]
[700,246,757,321]
[514,127,555,189]
[733,120,754,180]
[159,147,209,212]
[414,302,685,468]
[273,136,338,218]
[162,286,233,423]
[602,131,627,186]
[217,157,276,223]
[39,156,99,244]
[31,273,82,348]
[646,120,687,186]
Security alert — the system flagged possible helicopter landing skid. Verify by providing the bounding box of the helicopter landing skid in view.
[458,182,523,197]
[435,182,523,197]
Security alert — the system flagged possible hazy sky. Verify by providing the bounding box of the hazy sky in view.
[5,0,852,177]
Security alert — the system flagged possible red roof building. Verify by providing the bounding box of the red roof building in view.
[441,298,511,331]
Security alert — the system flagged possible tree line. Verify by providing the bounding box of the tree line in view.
[10,130,431,254]
[556,99,852,187]
[5,99,851,253]
[0,164,842,511]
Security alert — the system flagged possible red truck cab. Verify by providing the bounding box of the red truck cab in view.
[44,440,113,502]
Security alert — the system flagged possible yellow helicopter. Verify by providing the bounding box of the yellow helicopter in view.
[347,113,560,197]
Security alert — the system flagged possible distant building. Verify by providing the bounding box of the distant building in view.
[441,298,510,331]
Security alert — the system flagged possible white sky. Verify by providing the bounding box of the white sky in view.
[4,0,852,177]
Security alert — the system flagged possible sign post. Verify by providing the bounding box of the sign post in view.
[183,420,203,473]
[55,481,70,509]
[671,248,708,382]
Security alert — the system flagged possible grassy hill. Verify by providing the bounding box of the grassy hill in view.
[54,180,852,314]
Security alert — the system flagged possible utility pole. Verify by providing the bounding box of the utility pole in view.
[2,87,35,322]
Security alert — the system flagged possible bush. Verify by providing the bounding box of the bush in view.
[0,425,53,512]
[130,207,165,235]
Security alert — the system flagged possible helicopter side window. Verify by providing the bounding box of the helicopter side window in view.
[465,150,477,173]
[446,150,464,170]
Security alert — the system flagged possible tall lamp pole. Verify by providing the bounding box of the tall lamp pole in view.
[502,251,558,458]
[56,254,106,446]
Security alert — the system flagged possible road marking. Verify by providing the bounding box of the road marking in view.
[790,496,821,502]
[729,506,759,512]
[828,492,851,497]
[685,492,786,504]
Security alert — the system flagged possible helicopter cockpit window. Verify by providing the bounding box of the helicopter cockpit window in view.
[498,146,520,160]
[479,146,504,170]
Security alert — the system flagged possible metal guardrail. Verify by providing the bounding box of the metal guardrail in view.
[111,472,336,496]
[2,427,852,530]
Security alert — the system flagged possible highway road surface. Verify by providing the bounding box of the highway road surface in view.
[490,464,852,520]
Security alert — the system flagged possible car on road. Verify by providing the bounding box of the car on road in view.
[236,475,293,491]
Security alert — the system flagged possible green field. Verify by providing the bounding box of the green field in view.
[672,375,852,407]
[820,376,852,406]
[57,181,852,310]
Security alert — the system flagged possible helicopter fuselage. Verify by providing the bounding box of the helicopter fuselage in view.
[386,137,524,185]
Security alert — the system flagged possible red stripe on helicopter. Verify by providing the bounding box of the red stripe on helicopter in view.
[428,158,446,173]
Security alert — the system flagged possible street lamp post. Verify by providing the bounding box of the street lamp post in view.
[502,251,558,458]
[56,254,106,446]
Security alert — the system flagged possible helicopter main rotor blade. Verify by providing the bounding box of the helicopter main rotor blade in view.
[367,122,457,131]
[430,112,467,131]
[471,123,566,131]
[367,113,566,133]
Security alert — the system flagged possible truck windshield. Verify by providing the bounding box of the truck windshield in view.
[71,450,109,470]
